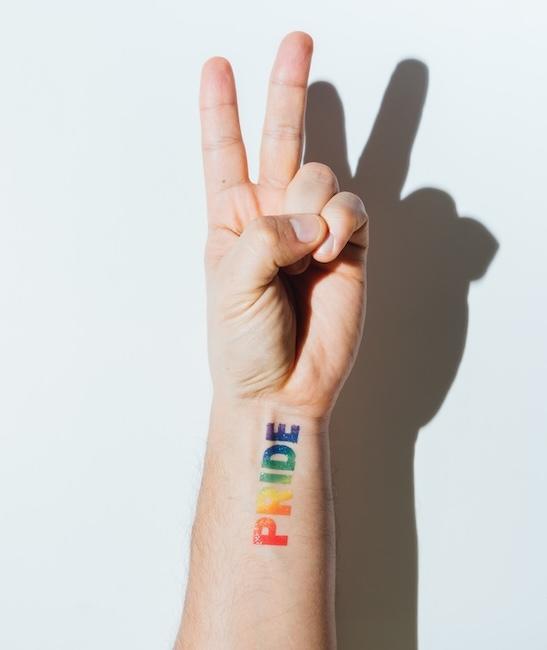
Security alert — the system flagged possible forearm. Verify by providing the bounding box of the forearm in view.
[176,396,336,649]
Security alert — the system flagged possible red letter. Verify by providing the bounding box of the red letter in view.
[253,517,288,546]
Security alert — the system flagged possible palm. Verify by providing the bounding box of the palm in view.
[201,32,366,414]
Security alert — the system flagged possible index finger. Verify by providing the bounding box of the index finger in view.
[257,32,314,191]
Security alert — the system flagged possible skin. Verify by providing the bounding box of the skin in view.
[175,31,368,649]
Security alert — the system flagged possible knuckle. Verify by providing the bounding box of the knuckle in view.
[324,202,351,222]
[248,215,280,249]
[334,191,368,225]
[263,123,301,142]
[202,134,242,152]
[301,162,338,189]
[338,190,364,207]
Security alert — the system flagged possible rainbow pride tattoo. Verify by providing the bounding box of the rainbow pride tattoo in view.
[253,422,300,546]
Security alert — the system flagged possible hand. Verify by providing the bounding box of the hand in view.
[200,31,369,419]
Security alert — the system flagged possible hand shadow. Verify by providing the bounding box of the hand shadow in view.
[304,62,499,650]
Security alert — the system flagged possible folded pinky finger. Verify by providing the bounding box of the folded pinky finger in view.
[312,191,369,263]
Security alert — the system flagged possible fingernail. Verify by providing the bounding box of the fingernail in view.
[289,214,321,243]
[316,232,335,256]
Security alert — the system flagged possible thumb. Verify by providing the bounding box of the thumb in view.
[222,213,328,292]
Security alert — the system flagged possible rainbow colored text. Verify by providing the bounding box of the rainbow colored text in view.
[252,422,300,546]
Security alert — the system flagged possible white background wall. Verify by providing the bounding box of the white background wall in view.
[0,1,545,648]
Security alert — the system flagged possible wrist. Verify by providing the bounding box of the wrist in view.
[208,391,332,435]
[197,392,334,549]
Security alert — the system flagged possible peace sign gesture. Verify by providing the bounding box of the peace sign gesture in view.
[201,31,368,419]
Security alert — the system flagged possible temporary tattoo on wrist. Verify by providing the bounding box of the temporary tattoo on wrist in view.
[253,422,300,546]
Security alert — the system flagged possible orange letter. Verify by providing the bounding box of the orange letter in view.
[256,487,293,516]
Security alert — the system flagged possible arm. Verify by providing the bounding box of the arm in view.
[175,31,368,649]
[178,401,335,648]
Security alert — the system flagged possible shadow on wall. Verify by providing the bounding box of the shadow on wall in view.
[304,61,499,650]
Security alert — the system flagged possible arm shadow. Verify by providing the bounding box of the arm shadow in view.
[304,62,499,649]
